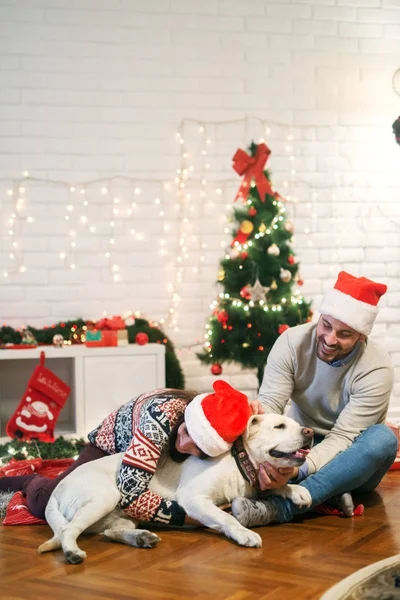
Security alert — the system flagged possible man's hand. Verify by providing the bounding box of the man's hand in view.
[257,462,299,491]
[250,400,264,415]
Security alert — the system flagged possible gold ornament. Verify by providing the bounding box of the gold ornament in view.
[267,243,280,256]
[259,223,267,233]
[217,267,225,281]
[240,220,254,235]
[271,280,278,290]
[247,279,271,302]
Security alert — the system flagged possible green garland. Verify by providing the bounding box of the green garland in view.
[0,316,184,389]
[0,437,87,465]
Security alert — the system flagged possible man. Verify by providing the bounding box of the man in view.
[232,271,397,527]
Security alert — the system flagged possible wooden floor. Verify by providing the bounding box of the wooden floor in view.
[1,472,400,600]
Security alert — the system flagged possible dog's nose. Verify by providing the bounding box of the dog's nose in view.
[301,427,313,438]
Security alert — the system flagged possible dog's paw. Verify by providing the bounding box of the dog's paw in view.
[229,525,262,548]
[64,549,87,564]
[103,528,161,549]
[288,485,312,508]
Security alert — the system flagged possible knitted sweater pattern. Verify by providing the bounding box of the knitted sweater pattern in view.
[88,389,187,526]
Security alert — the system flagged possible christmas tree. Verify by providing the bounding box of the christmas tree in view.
[197,141,312,386]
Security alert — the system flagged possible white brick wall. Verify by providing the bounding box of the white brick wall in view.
[0,0,399,415]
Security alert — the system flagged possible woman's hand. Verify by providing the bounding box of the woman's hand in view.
[250,400,265,415]
[257,462,299,491]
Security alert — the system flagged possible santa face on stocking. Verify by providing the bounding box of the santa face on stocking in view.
[16,393,55,435]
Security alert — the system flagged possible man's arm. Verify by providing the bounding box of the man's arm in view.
[304,363,393,476]
[258,329,296,414]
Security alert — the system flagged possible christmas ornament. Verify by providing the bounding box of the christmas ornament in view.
[280,268,292,283]
[240,251,248,260]
[21,329,37,346]
[259,223,267,233]
[240,220,254,235]
[270,280,278,291]
[218,267,225,281]
[393,115,400,146]
[285,221,294,233]
[267,243,280,256]
[288,255,296,265]
[135,332,149,345]
[216,310,229,326]
[278,324,290,335]
[297,279,304,286]
[231,230,250,246]
[240,285,252,300]
[232,143,274,203]
[247,279,271,302]
[52,334,64,348]
[248,207,257,216]
[211,363,222,375]
[6,351,71,443]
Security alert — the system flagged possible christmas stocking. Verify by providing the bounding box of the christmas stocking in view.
[6,351,71,442]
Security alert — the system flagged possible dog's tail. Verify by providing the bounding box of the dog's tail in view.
[37,494,67,554]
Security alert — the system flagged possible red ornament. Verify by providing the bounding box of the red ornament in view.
[297,279,304,286]
[248,207,257,216]
[240,286,252,300]
[240,251,249,260]
[135,332,149,345]
[211,364,223,375]
[278,324,290,335]
[217,311,229,326]
[288,255,295,265]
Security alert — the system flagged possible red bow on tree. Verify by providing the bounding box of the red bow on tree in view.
[232,143,274,203]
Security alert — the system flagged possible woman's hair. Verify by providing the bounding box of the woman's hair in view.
[165,389,209,463]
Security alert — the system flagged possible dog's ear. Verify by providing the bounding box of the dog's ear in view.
[244,414,264,441]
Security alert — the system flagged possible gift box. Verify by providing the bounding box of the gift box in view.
[85,316,126,348]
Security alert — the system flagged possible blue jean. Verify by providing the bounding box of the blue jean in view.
[265,424,398,523]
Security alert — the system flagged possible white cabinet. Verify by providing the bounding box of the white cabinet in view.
[0,344,166,442]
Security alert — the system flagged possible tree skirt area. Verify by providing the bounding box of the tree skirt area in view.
[321,554,400,600]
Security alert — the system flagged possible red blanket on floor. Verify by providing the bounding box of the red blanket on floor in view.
[1,458,74,526]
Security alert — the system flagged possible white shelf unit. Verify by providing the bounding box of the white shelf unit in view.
[0,344,166,442]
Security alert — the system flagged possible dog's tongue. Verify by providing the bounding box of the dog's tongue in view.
[294,448,310,458]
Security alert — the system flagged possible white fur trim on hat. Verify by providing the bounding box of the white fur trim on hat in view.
[184,393,232,457]
[318,287,379,336]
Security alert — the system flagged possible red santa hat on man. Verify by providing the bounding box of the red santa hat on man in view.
[184,379,251,457]
[318,271,387,336]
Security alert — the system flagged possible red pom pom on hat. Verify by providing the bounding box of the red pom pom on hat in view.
[319,271,387,336]
[184,380,251,457]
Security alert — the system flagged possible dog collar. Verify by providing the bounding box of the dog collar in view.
[231,437,259,490]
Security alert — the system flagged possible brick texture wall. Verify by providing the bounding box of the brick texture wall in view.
[0,0,399,415]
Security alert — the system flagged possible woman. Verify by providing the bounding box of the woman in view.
[1,380,264,524]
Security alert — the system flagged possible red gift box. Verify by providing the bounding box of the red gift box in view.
[85,316,125,347]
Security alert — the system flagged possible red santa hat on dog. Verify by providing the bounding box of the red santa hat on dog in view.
[184,380,251,457]
[318,271,387,336]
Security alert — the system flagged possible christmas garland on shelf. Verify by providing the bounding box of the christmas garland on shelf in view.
[0,316,184,389]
